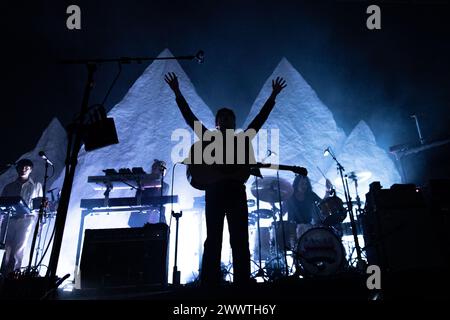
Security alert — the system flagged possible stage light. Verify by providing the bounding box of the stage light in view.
[83,105,119,151]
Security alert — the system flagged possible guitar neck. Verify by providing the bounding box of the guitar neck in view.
[255,163,306,176]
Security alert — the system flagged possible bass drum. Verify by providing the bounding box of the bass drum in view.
[295,227,346,277]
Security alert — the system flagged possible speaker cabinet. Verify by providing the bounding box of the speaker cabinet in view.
[363,182,445,274]
[80,223,169,289]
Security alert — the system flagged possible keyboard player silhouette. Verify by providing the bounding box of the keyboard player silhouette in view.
[128,159,169,227]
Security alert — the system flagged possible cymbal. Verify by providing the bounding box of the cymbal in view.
[251,176,293,203]
[334,171,372,185]
[347,171,372,182]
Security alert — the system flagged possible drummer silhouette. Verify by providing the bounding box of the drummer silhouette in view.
[283,175,334,232]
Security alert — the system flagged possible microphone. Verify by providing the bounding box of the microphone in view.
[38,151,54,166]
[195,50,205,64]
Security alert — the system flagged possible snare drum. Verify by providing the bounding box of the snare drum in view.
[295,227,346,277]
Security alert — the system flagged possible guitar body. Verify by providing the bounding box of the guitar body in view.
[186,163,252,190]
[185,138,308,191]
[185,138,254,190]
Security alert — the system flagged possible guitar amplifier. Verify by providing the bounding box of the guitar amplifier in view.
[80,223,169,290]
[362,182,445,274]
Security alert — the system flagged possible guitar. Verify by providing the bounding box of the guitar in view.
[184,141,308,190]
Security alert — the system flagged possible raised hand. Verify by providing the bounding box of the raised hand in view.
[272,77,287,96]
[164,72,180,93]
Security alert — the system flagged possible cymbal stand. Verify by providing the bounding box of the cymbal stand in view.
[327,148,365,270]
[253,176,267,280]
[349,175,365,257]
[350,175,364,218]
[275,171,289,276]
[269,203,281,273]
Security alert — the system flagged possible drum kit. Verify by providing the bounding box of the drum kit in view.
[248,170,368,280]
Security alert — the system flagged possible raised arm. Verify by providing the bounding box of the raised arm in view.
[246,77,287,133]
[165,72,207,138]
[323,178,334,199]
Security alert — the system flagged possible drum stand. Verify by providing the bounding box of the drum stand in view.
[276,171,289,276]
[266,172,290,278]
[349,174,364,219]
[326,148,366,271]
[268,203,282,276]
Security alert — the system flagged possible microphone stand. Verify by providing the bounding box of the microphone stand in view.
[327,149,365,270]
[171,210,182,286]
[27,160,50,276]
[46,52,202,291]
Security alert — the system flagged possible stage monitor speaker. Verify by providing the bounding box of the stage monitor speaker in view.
[80,223,169,290]
[362,182,446,274]
[424,179,450,265]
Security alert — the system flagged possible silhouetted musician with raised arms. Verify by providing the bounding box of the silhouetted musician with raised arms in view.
[165,72,286,287]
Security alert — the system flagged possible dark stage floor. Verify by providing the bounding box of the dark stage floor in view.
[2,269,449,302]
